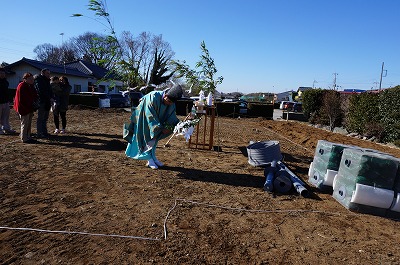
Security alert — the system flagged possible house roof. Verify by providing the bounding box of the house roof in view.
[65,60,120,80]
[6,57,89,78]
[275,90,295,96]
[298,87,313,92]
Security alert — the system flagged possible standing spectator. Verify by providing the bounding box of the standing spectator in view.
[124,84,183,169]
[49,75,60,114]
[13,73,39,143]
[53,76,71,134]
[34,68,52,138]
[0,67,16,135]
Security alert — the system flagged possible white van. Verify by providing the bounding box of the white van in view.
[279,101,294,110]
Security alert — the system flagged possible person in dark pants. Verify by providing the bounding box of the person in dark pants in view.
[53,76,71,134]
[0,67,16,134]
[34,68,52,138]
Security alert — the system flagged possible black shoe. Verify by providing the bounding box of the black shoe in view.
[37,133,49,139]
[23,139,37,144]
[4,129,17,135]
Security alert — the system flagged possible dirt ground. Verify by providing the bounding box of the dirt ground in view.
[1,107,400,265]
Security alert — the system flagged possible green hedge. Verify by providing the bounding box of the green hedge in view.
[346,92,381,134]
[302,88,324,122]
[379,86,400,142]
[303,86,400,144]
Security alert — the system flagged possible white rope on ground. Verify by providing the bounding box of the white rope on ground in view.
[0,226,161,241]
[0,198,348,242]
[262,126,313,153]
[163,199,179,240]
[161,198,345,240]
[172,199,342,215]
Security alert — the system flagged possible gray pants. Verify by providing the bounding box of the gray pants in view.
[19,112,33,142]
[0,102,11,131]
[36,106,49,136]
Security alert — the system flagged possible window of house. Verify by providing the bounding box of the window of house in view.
[73,84,81,94]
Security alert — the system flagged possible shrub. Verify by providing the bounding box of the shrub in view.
[379,86,400,143]
[302,89,324,123]
[364,122,385,141]
[321,90,343,131]
[346,92,380,134]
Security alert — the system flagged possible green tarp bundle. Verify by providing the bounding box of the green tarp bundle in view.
[308,140,357,190]
[332,148,400,216]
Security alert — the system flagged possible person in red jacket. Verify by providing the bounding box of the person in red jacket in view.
[14,72,39,143]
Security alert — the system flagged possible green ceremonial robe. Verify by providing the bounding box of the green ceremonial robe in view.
[125,90,179,160]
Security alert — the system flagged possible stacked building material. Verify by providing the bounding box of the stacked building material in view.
[385,163,400,218]
[308,140,357,190]
[332,148,400,216]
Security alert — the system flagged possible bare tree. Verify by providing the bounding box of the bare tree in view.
[120,31,175,87]
[70,32,120,69]
[69,0,176,89]
[34,43,61,64]
[34,42,78,65]
[322,90,343,131]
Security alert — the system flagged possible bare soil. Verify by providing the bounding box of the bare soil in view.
[1,107,400,264]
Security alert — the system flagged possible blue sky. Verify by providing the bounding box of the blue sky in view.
[1,0,399,93]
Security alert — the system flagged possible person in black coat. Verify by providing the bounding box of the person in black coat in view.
[0,67,16,134]
[52,76,71,134]
[34,68,52,138]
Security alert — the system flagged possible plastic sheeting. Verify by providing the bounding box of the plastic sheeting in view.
[308,140,357,190]
[332,148,400,215]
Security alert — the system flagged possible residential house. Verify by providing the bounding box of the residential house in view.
[65,60,123,94]
[6,58,89,92]
[5,58,123,94]
[274,90,295,103]
[296,87,313,101]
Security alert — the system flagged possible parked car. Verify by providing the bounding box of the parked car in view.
[109,93,130,108]
[238,100,248,114]
[280,101,294,110]
[283,102,294,111]
[283,102,302,112]
[128,91,144,107]
[293,102,303,112]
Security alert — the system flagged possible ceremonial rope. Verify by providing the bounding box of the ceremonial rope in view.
[0,198,346,242]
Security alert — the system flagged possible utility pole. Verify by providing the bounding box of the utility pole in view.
[379,62,386,91]
[333,73,338,90]
[60,33,66,73]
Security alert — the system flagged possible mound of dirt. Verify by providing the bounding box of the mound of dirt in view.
[1,109,399,264]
